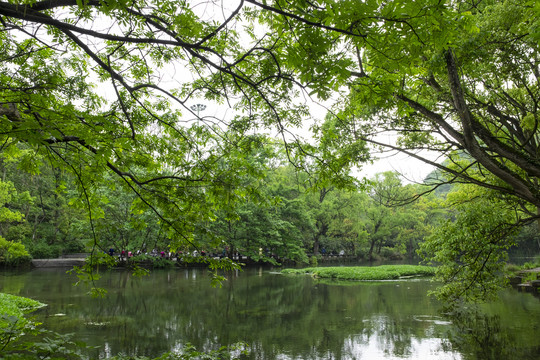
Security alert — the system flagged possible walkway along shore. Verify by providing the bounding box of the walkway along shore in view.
[30,253,363,268]
[31,253,88,268]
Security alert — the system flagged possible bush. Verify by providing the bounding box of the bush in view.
[63,239,86,254]
[1,292,44,356]
[0,237,31,267]
[108,343,249,360]
[505,263,521,273]
[131,254,174,268]
[380,247,404,260]
[153,257,175,268]
[27,241,61,259]
[0,293,44,318]
[534,255,540,267]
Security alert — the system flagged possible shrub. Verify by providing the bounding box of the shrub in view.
[153,257,174,268]
[0,293,44,318]
[27,240,62,259]
[0,237,31,267]
[131,254,174,269]
[63,239,85,254]
[380,247,404,260]
[504,263,521,273]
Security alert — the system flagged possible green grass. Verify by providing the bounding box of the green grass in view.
[281,265,436,281]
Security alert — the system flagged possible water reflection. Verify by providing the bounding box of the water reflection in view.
[1,268,540,359]
[444,306,540,360]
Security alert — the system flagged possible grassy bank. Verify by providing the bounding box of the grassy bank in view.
[281,265,436,281]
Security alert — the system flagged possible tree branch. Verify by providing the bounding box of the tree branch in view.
[245,0,366,38]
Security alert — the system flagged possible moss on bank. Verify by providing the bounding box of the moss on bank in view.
[281,265,436,281]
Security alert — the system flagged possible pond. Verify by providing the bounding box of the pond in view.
[1,267,540,359]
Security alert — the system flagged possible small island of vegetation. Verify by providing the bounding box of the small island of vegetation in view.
[282,265,436,281]
[1,0,540,358]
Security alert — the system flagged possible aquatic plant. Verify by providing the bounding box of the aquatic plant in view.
[281,265,435,281]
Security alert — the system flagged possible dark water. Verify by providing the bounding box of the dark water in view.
[1,267,540,359]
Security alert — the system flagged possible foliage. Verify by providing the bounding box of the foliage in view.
[282,265,435,281]
[419,184,521,305]
[0,152,88,258]
[0,180,25,230]
[2,0,538,299]
[508,222,540,258]
[315,0,540,214]
[0,237,31,267]
[1,292,86,359]
[505,255,540,277]
[28,242,61,260]
[130,254,174,269]
[0,293,44,319]
[149,257,175,269]
[0,178,31,266]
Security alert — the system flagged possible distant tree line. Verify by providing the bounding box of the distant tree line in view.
[1,142,538,273]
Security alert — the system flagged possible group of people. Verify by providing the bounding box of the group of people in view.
[108,248,140,259]
[106,248,213,261]
[106,246,271,262]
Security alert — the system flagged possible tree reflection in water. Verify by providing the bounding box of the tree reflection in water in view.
[1,268,540,359]
[444,306,540,360]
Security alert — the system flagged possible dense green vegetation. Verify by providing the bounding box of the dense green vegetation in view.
[0,293,85,359]
[0,292,44,318]
[0,237,31,267]
[1,147,448,264]
[2,0,540,358]
[0,0,538,304]
[282,265,436,281]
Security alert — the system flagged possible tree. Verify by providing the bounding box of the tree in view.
[311,0,540,218]
[419,183,521,304]
[207,145,313,264]
[245,0,540,224]
[0,148,89,257]
[325,190,368,257]
[91,173,167,256]
[0,178,31,266]
[250,0,540,300]
[2,0,539,297]
[0,0,311,263]
[0,179,25,237]
[362,172,427,260]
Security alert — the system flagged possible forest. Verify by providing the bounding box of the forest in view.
[0,0,539,306]
[0,148,446,262]
[2,0,540,358]
[1,144,539,300]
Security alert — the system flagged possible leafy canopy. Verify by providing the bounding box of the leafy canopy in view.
[1,0,539,300]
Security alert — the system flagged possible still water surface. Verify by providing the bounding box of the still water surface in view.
[1,267,540,359]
